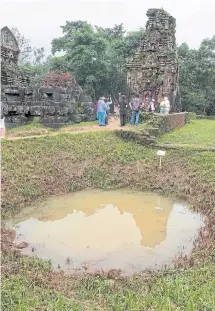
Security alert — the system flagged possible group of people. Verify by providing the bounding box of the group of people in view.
[95,94,171,127]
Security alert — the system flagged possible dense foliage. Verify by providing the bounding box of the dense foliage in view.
[11,27,51,86]
[51,21,144,100]
[177,36,215,115]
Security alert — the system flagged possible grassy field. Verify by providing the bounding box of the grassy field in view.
[2,253,215,311]
[6,121,97,138]
[157,119,215,148]
[2,121,215,310]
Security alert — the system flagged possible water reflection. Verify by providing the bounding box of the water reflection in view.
[10,190,203,274]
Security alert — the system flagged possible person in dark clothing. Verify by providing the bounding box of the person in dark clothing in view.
[119,94,127,126]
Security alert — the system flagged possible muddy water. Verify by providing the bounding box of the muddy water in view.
[9,190,203,274]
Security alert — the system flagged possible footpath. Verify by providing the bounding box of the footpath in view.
[6,117,128,141]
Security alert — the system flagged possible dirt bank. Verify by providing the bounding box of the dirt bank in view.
[6,117,128,140]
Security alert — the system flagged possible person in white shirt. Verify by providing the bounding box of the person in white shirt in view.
[0,102,6,139]
[164,97,170,114]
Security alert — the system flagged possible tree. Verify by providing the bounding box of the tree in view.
[50,56,70,72]
[94,24,125,40]
[11,27,33,64]
[12,27,46,66]
[124,29,145,58]
[178,36,215,115]
[32,47,45,66]
[11,27,51,86]
[51,21,109,97]
[51,21,144,99]
[22,56,53,86]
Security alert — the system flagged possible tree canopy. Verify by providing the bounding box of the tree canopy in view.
[178,36,215,115]
[51,21,144,100]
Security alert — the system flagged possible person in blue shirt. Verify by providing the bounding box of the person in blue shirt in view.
[105,96,112,125]
[97,97,107,126]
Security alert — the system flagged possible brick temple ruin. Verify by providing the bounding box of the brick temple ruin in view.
[1,26,95,128]
[127,9,181,112]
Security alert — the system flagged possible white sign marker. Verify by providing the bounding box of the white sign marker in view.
[156,150,166,169]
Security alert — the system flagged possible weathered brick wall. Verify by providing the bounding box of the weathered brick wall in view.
[115,112,189,147]
[163,112,189,132]
[146,112,189,134]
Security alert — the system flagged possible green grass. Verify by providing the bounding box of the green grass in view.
[158,120,215,148]
[7,122,47,132]
[75,265,215,310]
[7,121,97,138]
[2,132,155,212]
[2,256,82,311]
[188,151,215,185]
[65,121,97,127]
[7,122,54,137]
[2,255,215,311]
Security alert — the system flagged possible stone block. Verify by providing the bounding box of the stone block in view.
[70,114,82,123]
[4,88,20,95]
[23,106,30,114]
[32,116,41,123]
[41,115,70,124]
[43,106,56,115]
[10,115,28,124]
[16,106,24,114]
[24,88,33,95]
[56,107,70,116]
[53,93,61,102]
[30,106,43,116]
[8,105,17,113]
[39,87,54,94]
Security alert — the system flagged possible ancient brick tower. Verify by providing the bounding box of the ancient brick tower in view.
[1,26,29,86]
[127,9,181,112]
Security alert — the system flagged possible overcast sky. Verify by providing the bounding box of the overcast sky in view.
[1,0,215,56]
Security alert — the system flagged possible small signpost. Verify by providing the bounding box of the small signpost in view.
[157,150,166,169]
